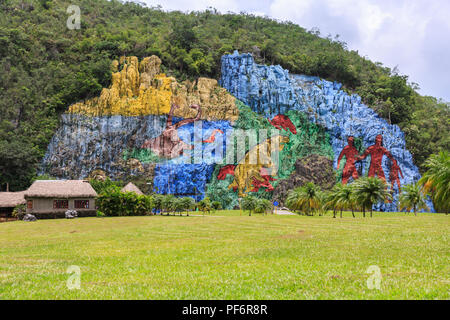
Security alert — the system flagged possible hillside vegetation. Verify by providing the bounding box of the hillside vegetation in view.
[0,0,449,190]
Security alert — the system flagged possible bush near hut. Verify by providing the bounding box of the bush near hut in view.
[96,187,153,216]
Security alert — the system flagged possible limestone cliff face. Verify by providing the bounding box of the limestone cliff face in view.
[69,56,239,121]
[41,56,240,200]
[220,51,434,212]
[42,53,433,211]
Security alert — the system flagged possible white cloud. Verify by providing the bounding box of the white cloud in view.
[269,0,450,100]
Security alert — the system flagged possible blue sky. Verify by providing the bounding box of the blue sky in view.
[141,0,449,102]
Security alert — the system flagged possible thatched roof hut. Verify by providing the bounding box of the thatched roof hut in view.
[0,192,26,208]
[24,180,98,218]
[24,180,98,198]
[121,182,144,195]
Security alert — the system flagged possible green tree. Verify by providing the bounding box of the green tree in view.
[353,177,392,218]
[254,199,272,215]
[89,178,122,194]
[198,197,212,215]
[399,183,429,216]
[180,197,195,216]
[419,151,450,213]
[241,196,257,216]
[173,197,185,216]
[286,182,322,216]
[316,190,329,217]
[335,183,356,218]
[96,189,153,216]
[161,195,175,215]
[152,194,165,214]
[211,201,222,212]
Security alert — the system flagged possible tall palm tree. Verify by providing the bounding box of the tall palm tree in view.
[419,151,450,213]
[180,197,195,216]
[327,184,344,218]
[399,183,429,216]
[336,183,356,218]
[353,177,392,217]
[161,195,175,215]
[286,182,322,216]
[316,191,329,216]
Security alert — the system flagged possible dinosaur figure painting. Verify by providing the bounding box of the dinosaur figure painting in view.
[227,135,290,197]
[269,114,297,134]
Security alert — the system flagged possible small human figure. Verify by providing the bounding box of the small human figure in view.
[337,136,360,184]
[358,134,394,182]
[389,159,403,191]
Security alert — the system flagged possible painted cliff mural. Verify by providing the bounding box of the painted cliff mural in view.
[40,53,433,211]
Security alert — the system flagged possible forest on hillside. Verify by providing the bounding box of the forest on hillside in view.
[0,0,449,191]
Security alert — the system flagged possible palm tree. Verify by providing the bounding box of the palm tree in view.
[254,199,273,215]
[353,177,392,217]
[316,191,329,216]
[286,182,322,216]
[173,197,185,216]
[152,194,164,215]
[198,197,212,215]
[180,197,195,216]
[241,196,257,216]
[161,195,175,215]
[419,151,450,213]
[335,183,356,218]
[399,183,429,216]
[211,201,222,212]
[326,184,343,218]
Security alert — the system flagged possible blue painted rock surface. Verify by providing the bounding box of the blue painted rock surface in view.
[221,51,434,212]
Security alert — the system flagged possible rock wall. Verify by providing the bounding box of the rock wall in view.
[41,56,240,200]
[41,53,433,211]
[221,51,433,212]
[272,154,335,206]
[69,55,239,121]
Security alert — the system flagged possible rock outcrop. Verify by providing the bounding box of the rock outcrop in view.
[69,56,239,121]
[272,154,335,206]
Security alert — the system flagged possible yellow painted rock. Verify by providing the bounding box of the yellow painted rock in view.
[68,56,239,121]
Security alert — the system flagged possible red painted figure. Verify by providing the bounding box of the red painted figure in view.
[202,129,224,143]
[389,159,403,191]
[217,165,236,180]
[250,167,277,192]
[337,136,360,184]
[358,134,394,182]
[269,114,297,134]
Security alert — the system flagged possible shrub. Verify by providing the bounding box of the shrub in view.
[254,199,272,215]
[12,203,26,220]
[241,196,258,216]
[198,197,212,215]
[211,201,222,211]
[96,189,153,216]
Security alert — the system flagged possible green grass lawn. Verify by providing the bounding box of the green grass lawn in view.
[0,211,448,299]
